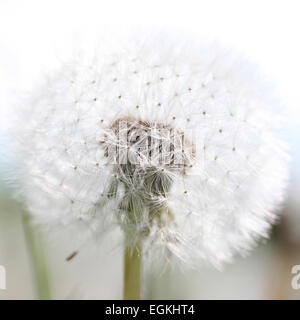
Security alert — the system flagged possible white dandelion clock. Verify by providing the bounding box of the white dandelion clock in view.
[9,35,289,299]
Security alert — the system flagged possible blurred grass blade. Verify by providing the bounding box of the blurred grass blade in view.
[22,213,52,300]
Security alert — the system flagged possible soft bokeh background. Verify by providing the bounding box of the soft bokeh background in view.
[1,0,300,299]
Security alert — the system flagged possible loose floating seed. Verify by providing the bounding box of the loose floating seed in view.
[66,250,78,262]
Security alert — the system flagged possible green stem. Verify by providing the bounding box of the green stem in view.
[123,236,142,300]
[22,214,52,300]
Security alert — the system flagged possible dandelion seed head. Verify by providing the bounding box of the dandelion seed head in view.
[9,35,289,269]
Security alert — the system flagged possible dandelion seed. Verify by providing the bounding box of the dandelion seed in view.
[66,250,78,262]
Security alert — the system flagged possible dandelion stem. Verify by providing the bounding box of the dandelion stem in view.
[123,237,142,300]
[22,214,52,300]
